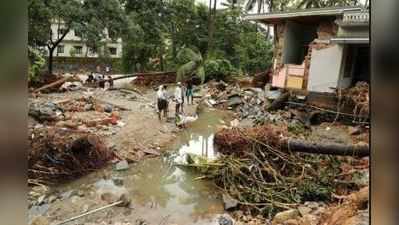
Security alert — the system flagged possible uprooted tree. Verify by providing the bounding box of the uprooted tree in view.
[28,0,126,75]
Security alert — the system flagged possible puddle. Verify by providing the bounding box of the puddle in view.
[29,108,233,224]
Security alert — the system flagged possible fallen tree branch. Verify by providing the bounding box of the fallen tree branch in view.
[54,200,124,225]
[33,76,72,93]
[109,71,176,82]
[284,139,369,157]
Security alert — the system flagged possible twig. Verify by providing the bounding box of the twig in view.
[53,200,123,225]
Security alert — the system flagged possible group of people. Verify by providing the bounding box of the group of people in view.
[156,80,194,121]
[85,65,114,89]
[85,73,114,89]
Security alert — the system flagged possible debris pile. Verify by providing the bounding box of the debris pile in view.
[189,125,369,218]
[131,72,176,87]
[29,96,124,135]
[29,128,115,185]
[342,81,369,121]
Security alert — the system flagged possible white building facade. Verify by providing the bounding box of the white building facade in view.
[49,23,123,59]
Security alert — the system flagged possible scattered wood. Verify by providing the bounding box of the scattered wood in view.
[54,200,125,225]
[118,88,143,96]
[142,149,161,156]
[33,76,72,93]
[110,71,176,82]
[94,99,130,111]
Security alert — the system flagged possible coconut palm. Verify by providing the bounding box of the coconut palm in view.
[296,0,360,9]
[176,48,206,83]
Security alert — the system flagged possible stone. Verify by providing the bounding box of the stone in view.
[84,104,94,111]
[114,160,129,171]
[218,214,234,225]
[71,196,82,204]
[104,104,113,113]
[112,177,124,186]
[304,201,319,209]
[348,126,362,135]
[299,214,318,225]
[37,195,46,205]
[228,96,242,107]
[222,194,239,210]
[272,209,299,225]
[297,206,312,216]
[30,216,49,225]
[61,190,77,199]
[284,219,299,225]
[47,195,58,203]
[83,204,90,212]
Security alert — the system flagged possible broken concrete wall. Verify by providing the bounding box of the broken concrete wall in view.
[272,19,341,91]
[307,45,344,93]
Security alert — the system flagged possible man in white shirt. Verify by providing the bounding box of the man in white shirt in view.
[174,82,183,116]
[156,85,168,120]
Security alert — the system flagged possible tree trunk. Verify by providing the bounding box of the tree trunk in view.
[207,0,216,58]
[48,46,55,75]
[283,139,369,157]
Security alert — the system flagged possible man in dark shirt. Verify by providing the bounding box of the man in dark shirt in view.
[185,80,193,105]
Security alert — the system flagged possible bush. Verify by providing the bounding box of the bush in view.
[28,47,46,82]
[204,58,235,81]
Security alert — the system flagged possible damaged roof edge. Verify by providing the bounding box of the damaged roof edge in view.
[243,6,363,22]
[330,37,369,44]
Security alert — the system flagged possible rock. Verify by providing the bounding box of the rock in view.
[228,96,242,107]
[304,201,320,209]
[71,196,82,204]
[47,195,58,203]
[348,126,362,135]
[29,102,63,122]
[112,177,124,186]
[30,216,49,225]
[84,104,94,111]
[117,193,131,207]
[114,160,129,171]
[299,214,318,225]
[104,104,113,113]
[222,194,239,210]
[77,190,85,197]
[218,214,234,225]
[272,209,299,225]
[297,206,312,216]
[37,195,46,205]
[83,204,90,212]
[284,219,299,225]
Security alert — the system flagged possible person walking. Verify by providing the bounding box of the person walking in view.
[174,82,183,116]
[186,79,193,105]
[180,82,186,113]
[156,85,168,121]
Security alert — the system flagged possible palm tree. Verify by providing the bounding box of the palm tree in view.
[296,0,361,9]
[221,0,246,9]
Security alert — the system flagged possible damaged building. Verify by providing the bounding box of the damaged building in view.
[245,6,370,93]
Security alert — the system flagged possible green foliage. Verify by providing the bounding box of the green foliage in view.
[204,59,235,81]
[236,32,273,74]
[297,180,333,202]
[28,0,126,73]
[28,47,46,82]
[176,48,205,83]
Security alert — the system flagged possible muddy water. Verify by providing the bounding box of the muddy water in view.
[30,108,233,224]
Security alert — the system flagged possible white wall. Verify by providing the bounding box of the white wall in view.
[307,45,344,93]
[49,23,122,58]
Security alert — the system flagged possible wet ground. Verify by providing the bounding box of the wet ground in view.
[29,106,234,225]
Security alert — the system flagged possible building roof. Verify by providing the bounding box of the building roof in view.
[243,6,363,24]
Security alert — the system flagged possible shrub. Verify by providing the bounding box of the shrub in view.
[204,58,235,81]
